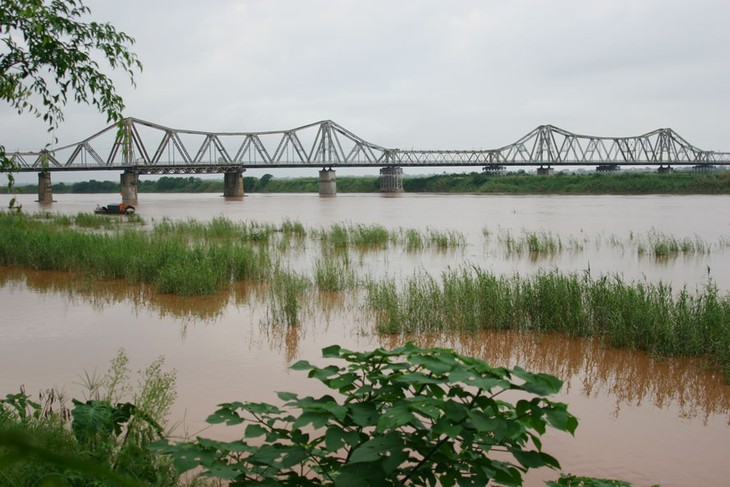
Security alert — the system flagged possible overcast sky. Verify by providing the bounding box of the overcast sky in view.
[3,0,730,183]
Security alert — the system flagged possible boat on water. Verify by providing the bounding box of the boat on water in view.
[94,203,136,215]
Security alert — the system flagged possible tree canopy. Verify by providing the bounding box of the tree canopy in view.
[0,0,141,201]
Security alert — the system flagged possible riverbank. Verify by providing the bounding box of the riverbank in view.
[5,171,730,195]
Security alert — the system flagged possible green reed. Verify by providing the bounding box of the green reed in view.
[314,254,355,292]
[280,218,306,237]
[496,229,563,256]
[636,230,711,258]
[426,228,466,249]
[267,267,310,327]
[365,267,730,379]
[151,217,276,243]
[350,224,391,249]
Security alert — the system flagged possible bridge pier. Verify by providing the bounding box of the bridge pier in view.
[536,166,554,176]
[318,168,336,196]
[379,166,404,193]
[121,171,138,205]
[223,169,245,198]
[657,165,674,174]
[37,172,54,204]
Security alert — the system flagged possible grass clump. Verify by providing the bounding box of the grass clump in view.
[314,255,355,292]
[366,267,730,380]
[268,267,310,327]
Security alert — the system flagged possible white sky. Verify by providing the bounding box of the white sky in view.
[3,0,730,183]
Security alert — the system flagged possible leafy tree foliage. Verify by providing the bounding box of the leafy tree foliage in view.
[0,0,141,131]
[0,0,141,206]
[155,344,631,486]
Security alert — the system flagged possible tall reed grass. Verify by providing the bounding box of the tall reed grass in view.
[267,267,310,327]
[365,267,730,379]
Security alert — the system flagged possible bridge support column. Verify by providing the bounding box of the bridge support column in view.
[318,168,336,196]
[37,172,54,204]
[657,165,673,174]
[536,166,554,176]
[121,171,138,205]
[223,169,245,198]
[379,166,404,193]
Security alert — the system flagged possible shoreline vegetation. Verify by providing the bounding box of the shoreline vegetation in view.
[0,212,728,382]
[3,170,730,195]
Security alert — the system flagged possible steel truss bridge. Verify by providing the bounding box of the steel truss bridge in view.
[7,117,730,174]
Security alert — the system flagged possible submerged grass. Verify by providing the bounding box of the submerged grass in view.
[365,267,730,379]
[0,213,273,295]
[267,267,310,327]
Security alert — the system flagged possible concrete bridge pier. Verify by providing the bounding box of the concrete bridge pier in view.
[223,169,245,198]
[379,166,404,193]
[318,168,336,196]
[536,166,554,176]
[37,172,54,204]
[121,171,139,205]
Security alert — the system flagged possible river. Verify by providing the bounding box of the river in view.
[1,191,729,486]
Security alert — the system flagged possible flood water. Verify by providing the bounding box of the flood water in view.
[2,191,730,486]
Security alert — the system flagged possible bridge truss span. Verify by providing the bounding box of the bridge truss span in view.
[390,125,730,167]
[7,119,730,172]
[8,118,395,173]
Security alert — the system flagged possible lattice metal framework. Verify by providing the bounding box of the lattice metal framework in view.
[391,125,730,167]
[7,119,730,172]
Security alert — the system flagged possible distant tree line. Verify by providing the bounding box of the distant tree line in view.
[3,171,729,195]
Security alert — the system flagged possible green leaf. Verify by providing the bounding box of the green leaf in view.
[244,424,267,438]
[545,406,579,435]
[290,360,312,371]
[292,411,331,430]
[276,391,299,402]
[322,344,343,358]
[512,367,564,396]
[511,449,551,469]
[349,432,404,464]
[335,462,386,487]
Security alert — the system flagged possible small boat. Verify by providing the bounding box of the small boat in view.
[94,203,136,215]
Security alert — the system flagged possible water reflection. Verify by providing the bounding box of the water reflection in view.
[0,267,231,325]
[377,331,730,425]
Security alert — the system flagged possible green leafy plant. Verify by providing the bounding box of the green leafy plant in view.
[154,344,628,486]
[0,350,177,486]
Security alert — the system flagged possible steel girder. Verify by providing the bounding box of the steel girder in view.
[6,119,730,172]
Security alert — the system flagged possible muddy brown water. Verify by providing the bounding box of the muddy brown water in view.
[1,192,729,486]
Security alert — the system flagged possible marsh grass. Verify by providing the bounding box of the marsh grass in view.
[636,230,711,258]
[314,252,356,292]
[350,224,391,249]
[0,213,273,295]
[496,229,563,256]
[267,267,310,327]
[151,217,276,243]
[365,267,730,378]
